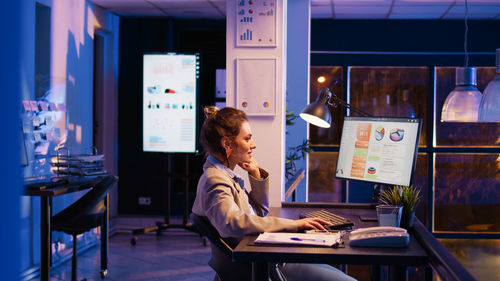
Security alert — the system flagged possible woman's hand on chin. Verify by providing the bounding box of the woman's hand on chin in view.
[238,158,261,179]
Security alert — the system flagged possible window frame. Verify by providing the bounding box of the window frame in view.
[308,51,500,238]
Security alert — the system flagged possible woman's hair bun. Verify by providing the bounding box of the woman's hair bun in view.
[204,106,219,119]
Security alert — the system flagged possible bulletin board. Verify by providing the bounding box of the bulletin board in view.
[236,0,277,47]
[236,58,276,116]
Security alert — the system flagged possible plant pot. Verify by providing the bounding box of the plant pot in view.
[400,211,415,229]
[376,205,402,227]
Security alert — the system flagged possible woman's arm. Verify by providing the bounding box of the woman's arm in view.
[202,172,297,238]
[247,168,270,216]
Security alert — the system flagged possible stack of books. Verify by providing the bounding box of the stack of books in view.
[52,154,106,176]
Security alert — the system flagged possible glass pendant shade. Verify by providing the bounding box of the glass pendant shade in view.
[478,48,500,122]
[441,67,482,122]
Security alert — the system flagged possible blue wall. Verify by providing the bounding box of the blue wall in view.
[16,1,120,277]
[1,0,22,279]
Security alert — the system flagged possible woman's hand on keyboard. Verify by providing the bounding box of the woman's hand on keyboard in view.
[296,218,330,231]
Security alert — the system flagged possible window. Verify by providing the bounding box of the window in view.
[308,65,499,235]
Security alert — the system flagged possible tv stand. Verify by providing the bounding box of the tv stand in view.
[130,154,198,245]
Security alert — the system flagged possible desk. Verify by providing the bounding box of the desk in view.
[233,203,428,281]
[24,176,109,281]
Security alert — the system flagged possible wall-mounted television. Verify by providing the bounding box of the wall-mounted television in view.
[142,53,199,153]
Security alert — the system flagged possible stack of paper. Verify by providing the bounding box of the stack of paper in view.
[254,232,342,247]
[52,154,107,176]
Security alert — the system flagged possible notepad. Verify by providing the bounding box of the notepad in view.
[254,232,342,247]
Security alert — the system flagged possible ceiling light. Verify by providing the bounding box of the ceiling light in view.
[441,0,481,122]
[441,67,482,122]
[478,48,500,122]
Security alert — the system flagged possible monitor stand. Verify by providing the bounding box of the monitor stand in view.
[130,154,199,245]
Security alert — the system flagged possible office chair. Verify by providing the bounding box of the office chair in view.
[190,213,286,281]
[51,175,117,281]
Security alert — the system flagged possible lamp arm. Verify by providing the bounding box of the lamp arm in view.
[327,92,372,117]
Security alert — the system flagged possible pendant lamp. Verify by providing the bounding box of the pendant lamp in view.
[478,48,500,122]
[441,67,482,122]
[441,0,482,122]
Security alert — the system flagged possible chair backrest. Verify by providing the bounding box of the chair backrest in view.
[190,213,234,256]
[52,175,117,230]
[190,213,286,281]
[191,213,253,281]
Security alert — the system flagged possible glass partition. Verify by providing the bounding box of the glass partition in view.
[434,67,498,147]
[434,153,500,233]
[309,66,344,146]
[349,66,429,147]
[308,152,343,203]
[306,65,499,235]
[438,238,500,280]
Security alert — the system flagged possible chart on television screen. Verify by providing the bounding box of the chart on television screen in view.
[143,53,199,153]
[335,116,421,186]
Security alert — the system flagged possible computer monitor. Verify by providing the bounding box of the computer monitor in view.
[142,52,199,153]
[335,116,422,187]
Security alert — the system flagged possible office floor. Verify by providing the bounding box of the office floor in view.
[30,216,215,281]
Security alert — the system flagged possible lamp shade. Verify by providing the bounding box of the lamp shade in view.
[478,48,500,122]
[441,67,482,122]
[300,89,331,128]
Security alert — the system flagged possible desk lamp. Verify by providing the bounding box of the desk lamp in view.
[299,88,371,128]
[300,89,395,203]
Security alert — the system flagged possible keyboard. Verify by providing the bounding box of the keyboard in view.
[300,210,354,230]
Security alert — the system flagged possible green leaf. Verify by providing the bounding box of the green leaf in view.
[379,185,422,212]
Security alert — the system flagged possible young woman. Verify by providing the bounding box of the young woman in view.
[192,106,356,281]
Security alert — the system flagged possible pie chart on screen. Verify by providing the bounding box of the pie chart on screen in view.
[390,128,405,142]
[375,126,385,141]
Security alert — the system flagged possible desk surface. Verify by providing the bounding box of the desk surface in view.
[23,174,113,281]
[23,176,104,196]
[233,204,428,266]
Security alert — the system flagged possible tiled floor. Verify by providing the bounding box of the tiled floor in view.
[30,216,215,281]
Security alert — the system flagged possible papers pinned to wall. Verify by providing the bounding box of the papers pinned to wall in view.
[236,58,276,116]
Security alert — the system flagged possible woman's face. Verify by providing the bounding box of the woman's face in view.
[228,121,256,166]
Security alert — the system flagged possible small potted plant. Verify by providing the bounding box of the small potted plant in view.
[379,185,422,228]
[377,186,403,227]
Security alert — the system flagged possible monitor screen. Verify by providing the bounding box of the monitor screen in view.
[142,53,199,153]
[335,116,422,187]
